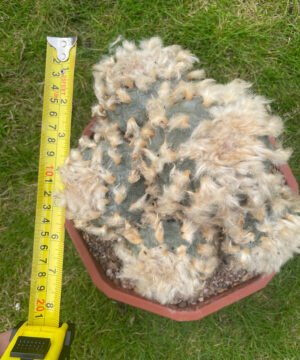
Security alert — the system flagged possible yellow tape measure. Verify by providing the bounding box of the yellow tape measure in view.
[28,36,76,328]
[2,37,76,360]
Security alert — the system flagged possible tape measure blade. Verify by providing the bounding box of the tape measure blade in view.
[28,42,54,327]
[28,38,76,327]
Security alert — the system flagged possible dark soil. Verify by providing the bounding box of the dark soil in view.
[82,231,255,308]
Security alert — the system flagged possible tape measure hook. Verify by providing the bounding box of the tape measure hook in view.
[47,36,77,62]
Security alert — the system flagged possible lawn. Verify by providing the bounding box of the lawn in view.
[0,0,300,359]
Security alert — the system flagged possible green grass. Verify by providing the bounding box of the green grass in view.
[1,0,300,358]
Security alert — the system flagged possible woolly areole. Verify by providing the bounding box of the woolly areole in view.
[61,37,300,305]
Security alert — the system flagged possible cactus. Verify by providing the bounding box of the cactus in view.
[60,37,300,305]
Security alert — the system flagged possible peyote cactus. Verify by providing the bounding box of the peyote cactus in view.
[61,37,300,305]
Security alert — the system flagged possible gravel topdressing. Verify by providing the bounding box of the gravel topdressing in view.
[82,231,256,308]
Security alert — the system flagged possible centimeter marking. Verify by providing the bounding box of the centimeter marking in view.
[28,38,76,327]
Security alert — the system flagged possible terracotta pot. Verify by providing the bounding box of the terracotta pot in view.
[65,119,299,321]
